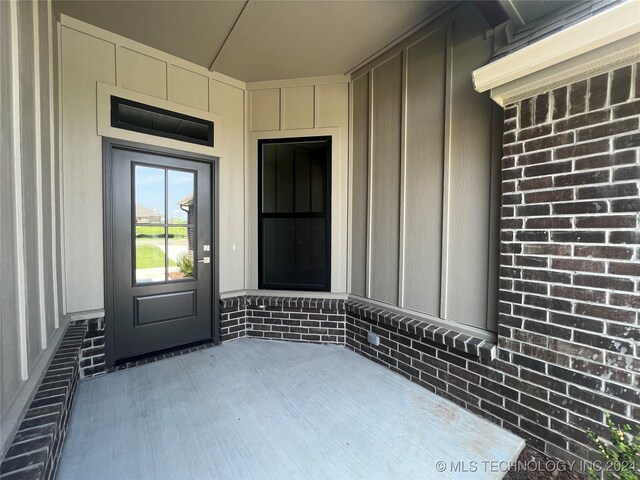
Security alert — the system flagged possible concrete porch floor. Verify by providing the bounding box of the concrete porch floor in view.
[58,339,524,480]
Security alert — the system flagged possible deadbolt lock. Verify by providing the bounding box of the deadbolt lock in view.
[203,244,210,252]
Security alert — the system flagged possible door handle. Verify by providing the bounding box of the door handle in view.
[197,257,210,264]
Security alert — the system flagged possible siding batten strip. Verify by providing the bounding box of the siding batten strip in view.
[32,1,48,350]
[365,71,374,299]
[439,22,454,320]
[346,81,354,293]
[47,0,60,328]
[56,20,68,317]
[398,49,408,308]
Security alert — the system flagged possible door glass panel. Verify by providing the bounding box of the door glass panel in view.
[135,226,167,283]
[310,156,325,213]
[261,218,326,288]
[167,170,195,225]
[134,165,165,223]
[167,226,195,281]
[275,146,295,213]
[133,165,198,285]
[262,145,277,213]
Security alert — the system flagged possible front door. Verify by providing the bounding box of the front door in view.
[105,140,216,364]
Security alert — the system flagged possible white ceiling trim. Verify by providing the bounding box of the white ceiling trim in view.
[472,1,640,106]
[246,74,350,91]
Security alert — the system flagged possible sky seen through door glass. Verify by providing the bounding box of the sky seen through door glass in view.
[135,166,194,224]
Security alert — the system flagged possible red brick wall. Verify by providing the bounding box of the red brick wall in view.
[500,62,639,460]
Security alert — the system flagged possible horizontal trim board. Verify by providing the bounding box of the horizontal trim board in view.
[472,1,640,99]
[246,75,350,91]
[66,309,105,321]
[221,289,348,300]
[490,33,640,106]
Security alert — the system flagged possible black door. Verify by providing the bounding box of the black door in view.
[105,140,216,364]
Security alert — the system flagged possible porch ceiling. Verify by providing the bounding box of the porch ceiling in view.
[53,0,451,82]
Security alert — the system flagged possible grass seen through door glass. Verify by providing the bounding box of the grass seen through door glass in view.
[136,225,188,238]
[136,245,176,269]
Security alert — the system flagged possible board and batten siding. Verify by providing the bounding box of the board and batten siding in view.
[350,3,501,333]
[1,0,65,456]
[248,79,350,293]
[59,17,246,316]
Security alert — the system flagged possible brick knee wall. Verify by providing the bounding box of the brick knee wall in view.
[222,296,346,344]
[76,318,106,378]
[221,296,247,341]
[0,324,86,480]
[75,295,347,374]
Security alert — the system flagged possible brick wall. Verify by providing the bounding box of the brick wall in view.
[500,62,640,461]
[347,62,639,468]
[76,318,106,378]
[222,296,346,344]
[70,296,346,378]
[221,296,247,342]
[0,324,86,480]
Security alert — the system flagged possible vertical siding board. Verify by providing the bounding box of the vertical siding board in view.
[210,80,246,293]
[403,27,446,315]
[444,13,494,329]
[350,75,369,296]
[18,0,44,368]
[369,54,402,304]
[37,0,57,343]
[0,0,26,418]
[440,23,454,319]
[61,27,116,313]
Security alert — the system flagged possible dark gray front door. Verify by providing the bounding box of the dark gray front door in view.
[107,142,214,363]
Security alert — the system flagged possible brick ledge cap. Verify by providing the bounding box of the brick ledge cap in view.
[345,300,497,361]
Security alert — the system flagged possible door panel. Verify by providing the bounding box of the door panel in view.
[108,144,214,363]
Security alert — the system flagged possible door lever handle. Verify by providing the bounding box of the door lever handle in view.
[197,257,210,264]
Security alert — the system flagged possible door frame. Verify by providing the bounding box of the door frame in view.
[103,137,220,367]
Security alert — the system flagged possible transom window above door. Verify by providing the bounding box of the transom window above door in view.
[133,164,197,284]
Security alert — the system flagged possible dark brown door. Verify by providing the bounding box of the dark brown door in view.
[106,142,214,363]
